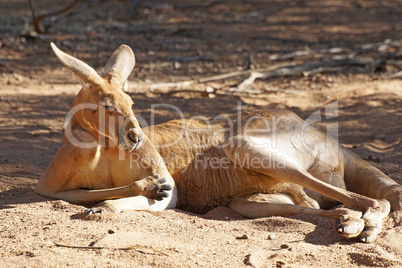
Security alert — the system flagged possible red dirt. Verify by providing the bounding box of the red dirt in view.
[1,0,401,267]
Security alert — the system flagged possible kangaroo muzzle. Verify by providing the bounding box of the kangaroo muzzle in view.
[119,127,143,151]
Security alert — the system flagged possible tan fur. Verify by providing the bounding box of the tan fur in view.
[35,43,402,243]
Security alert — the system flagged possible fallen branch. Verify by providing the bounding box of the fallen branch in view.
[54,242,169,256]
[268,39,399,61]
[149,57,374,94]
[151,57,374,93]
[386,60,402,69]
[236,57,374,91]
[197,70,250,83]
[20,32,49,43]
[148,38,402,96]
[149,80,196,91]
[268,48,348,61]
[29,0,83,33]
[383,70,402,79]
[302,66,343,77]
[148,69,250,92]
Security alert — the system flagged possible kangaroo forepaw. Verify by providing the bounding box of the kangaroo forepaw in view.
[85,207,105,215]
[358,221,382,243]
[140,174,172,201]
[337,199,390,242]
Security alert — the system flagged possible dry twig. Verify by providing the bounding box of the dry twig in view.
[236,57,373,91]
[29,0,83,33]
[150,57,374,94]
[54,242,169,256]
[149,39,401,95]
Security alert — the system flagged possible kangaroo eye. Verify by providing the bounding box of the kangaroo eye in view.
[103,105,116,111]
[100,101,116,111]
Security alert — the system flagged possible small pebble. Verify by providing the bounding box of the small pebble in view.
[108,229,115,234]
[268,234,276,240]
[276,260,285,268]
[236,234,249,240]
[280,243,290,249]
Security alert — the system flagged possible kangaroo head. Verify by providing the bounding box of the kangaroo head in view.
[51,43,143,151]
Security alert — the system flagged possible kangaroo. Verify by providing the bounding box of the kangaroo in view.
[35,43,402,243]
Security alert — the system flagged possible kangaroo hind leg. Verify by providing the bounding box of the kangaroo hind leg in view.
[224,137,390,242]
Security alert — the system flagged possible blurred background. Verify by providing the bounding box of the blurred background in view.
[1,0,402,85]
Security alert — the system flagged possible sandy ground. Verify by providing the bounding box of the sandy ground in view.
[1,0,402,267]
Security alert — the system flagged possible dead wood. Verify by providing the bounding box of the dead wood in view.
[386,60,402,69]
[20,32,49,43]
[54,242,169,256]
[237,57,374,91]
[383,70,402,79]
[149,70,249,91]
[150,57,375,94]
[29,0,83,33]
[268,47,352,61]
[149,80,196,91]
[148,39,402,95]
[268,39,399,61]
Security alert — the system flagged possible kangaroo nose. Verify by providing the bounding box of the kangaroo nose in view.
[127,128,143,144]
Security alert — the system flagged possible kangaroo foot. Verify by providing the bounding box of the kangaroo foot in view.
[358,220,382,243]
[337,211,365,239]
[337,199,390,242]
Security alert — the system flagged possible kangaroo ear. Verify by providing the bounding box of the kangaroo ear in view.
[104,44,135,88]
[50,43,105,88]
